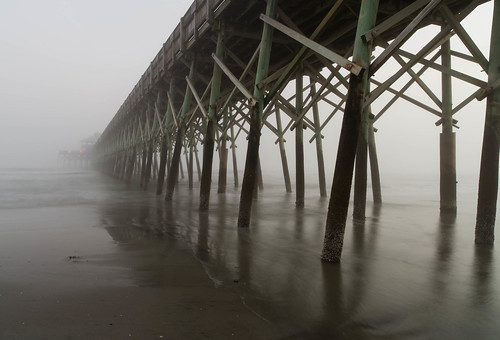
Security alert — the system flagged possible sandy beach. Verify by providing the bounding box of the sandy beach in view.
[0,205,282,340]
[1,170,500,339]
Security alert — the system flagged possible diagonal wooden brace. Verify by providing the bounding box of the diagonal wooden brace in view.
[369,0,443,76]
[260,14,362,76]
[185,76,209,120]
[211,53,256,106]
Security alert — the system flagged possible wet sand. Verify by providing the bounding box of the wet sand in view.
[0,205,282,340]
[2,170,500,339]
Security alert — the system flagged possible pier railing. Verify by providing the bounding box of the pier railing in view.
[103,0,230,139]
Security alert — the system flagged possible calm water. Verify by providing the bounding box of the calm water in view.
[0,168,499,339]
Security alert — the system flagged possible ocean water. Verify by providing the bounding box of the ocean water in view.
[0,168,499,339]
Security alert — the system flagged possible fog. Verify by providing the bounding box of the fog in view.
[0,0,193,168]
[0,0,493,181]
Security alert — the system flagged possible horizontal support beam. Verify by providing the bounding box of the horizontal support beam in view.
[476,77,500,101]
[397,48,487,88]
[263,0,346,105]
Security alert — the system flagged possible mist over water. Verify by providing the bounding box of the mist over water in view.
[1,169,499,338]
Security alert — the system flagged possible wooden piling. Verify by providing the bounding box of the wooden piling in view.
[353,131,368,220]
[230,125,239,187]
[189,144,194,189]
[257,155,264,191]
[165,60,195,201]
[152,151,158,180]
[311,80,327,198]
[218,108,229,194]
[119,152,127,180]
[140,147,148,188]
[321,0,379,263]
[200,31,225,210]
[179,154,185,180]
[439,36,457,212]
[368,127,382,204]
[125,149,136,184]
[238,0,278,228]
[275,107,292,193]
[295,70,305,208]
[144,144,153,191]
[194,147,201,182]
[476,0,500,244]
[156,136,168,194]
[166,133,184,200]
[157,82,175,195]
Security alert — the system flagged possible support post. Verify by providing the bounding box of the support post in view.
[368,126,382,204]
[353,130,368,219]
[125,148,136,183]
[165,60,195,201]
[230,125,239,187]
[311,80,327,197]
[157,135,168,194]
[440,35,457,212]
[112,156,119,176]
[144,143,153,191]
[112,154,118,177]
[157,82,175,195]
[200,30,225,210]
[179,155,185,179]
[153,151,158,180]
[257,155,264,191]
[184,143,191,187]
[119,152,128,180]
[353,98,370,219]
[218,108,229,193]
[238,0,278,228]
[140,146,148,188]
[113,153,120,178]
[321,0,379,262]
[167,139,183,198]
[119,150,129,180]
[194,147,201,182]
[476,0,500,244]
[134,153,141,177]
[295,69,305,208]
[275,107,292,193]
[189,144,194,189]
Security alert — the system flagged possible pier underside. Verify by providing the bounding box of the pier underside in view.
[96,0,498,262]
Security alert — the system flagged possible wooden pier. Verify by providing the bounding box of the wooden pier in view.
[95,0,498,262]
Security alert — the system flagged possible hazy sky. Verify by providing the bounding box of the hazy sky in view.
[0,0,494,181]
[0,0,193,168]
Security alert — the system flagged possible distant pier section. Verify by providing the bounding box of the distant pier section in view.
[58,133,100,168]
